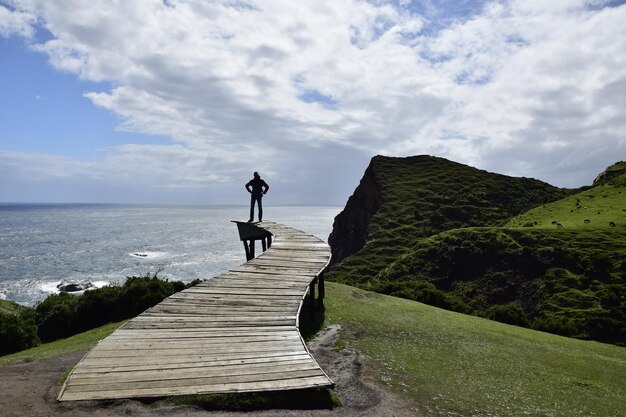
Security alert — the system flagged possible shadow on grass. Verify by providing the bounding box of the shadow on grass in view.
[299,293,326,341]
[149,388,339,411]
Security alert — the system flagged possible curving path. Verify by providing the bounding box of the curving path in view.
[58,221,333,401]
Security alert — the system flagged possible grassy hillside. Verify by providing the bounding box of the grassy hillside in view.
[374,164,626,344]
[325,283,626,417]
[328,155,572,286]
[0,300,30,315]
[506,163,626,228]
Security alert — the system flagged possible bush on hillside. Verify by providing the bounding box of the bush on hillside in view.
[0,309,40,355]
[35,292,80,342]
[532,315,578,338]
[486,304,530,327]
[371,280,469,313]
[118,275,187,317]
[584,313,626,346]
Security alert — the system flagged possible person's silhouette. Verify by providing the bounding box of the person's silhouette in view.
[245,172,269,222]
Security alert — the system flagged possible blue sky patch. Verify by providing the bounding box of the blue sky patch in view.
[298,89,338,108]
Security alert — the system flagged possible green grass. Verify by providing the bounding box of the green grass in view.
[506,182,626,229]
[0,299,29,315]
[0,320,126,366]
[324,282,626,417]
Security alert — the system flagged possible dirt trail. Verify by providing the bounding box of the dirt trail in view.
[0,325,420,417]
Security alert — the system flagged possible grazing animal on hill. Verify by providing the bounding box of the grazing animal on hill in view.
[551,221,558,225]
[609,221,616,227]
[584,219,591,224]
[556,223,563,228]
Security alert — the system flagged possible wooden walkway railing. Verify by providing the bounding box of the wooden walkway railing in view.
[58,221,333,401]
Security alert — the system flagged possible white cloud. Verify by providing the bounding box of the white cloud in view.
[1,0,626,204]
[0,3,35,37]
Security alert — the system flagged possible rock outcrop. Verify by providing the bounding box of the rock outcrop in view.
[328,158,382,265]
[593,161,626,186]
[57,281,93,293]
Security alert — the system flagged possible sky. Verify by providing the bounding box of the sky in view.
[1,0,625,205]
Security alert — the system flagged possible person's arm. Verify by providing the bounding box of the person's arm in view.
[262,180,269,195]
[245,181,252,193]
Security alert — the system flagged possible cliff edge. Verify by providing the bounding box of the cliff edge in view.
[328,158,382,265]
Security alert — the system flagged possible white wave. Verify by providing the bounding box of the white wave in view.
[129,251,169,259]
[39,280,62,294]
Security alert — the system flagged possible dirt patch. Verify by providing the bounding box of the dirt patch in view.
[0,325,419,417]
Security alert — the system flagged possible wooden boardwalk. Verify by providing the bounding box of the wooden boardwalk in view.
[58,221,333,401]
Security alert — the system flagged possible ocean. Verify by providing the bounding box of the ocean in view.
[0,204,341,306]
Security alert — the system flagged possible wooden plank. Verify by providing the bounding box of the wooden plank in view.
[188,280,307,289]
[232,265,321,275]
[168,291,303,300]
[86,344,307,360]
[94,341,305,354]
[69,362,322,385]
[183,287,304,296]
[219,270,318,278]
[256,255,330,263]
[247,259,327,268]
[162,298,301,308]
[72,354,314,374]
[60,376,333,401]
[98,334,302,347]
[64,369,326,392]
[148,305,297,314]
[121,320,295,329]
[78,349,312,367]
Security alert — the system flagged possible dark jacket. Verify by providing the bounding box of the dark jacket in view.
[246,178,269,197]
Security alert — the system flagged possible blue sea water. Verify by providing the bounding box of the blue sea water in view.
[0,204,341,306]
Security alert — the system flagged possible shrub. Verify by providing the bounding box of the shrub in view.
[0,309,40,355]
[584,314,626,345]
[74,285,123,333]
[117,274,191,317]
[372,280,469,313]
[486,304,530,327]
[35,292,79,342]
[533,315,578,338]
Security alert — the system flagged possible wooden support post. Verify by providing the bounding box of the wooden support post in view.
[309,279,316,317]
[243,241,251,261]
[318,271,325,307]
[249,239,255,259]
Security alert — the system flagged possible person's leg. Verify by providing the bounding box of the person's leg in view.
[249,195,255,222]
[258,196,263,222]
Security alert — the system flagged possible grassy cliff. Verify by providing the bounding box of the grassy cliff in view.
[328,156,626,344]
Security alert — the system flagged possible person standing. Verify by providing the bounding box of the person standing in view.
[245,172,269,222]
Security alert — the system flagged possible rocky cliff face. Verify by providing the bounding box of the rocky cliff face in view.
[327,157,382,265]
[593,161,626,186]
